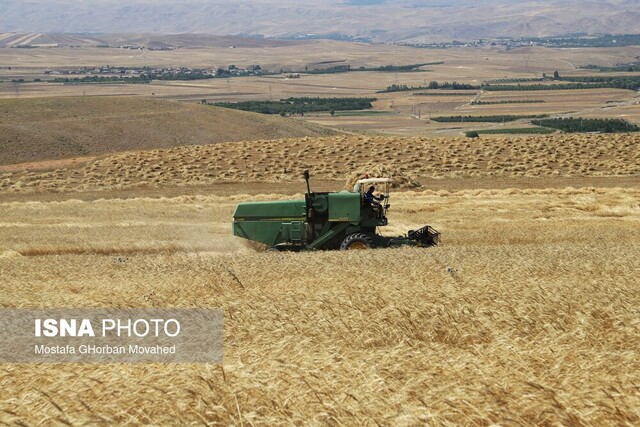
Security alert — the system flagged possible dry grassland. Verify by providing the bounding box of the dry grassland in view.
[1,186,639,425]
[2,134,638,194]
[0,97,336,165]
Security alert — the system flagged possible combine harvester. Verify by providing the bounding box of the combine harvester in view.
[232,171,439,251]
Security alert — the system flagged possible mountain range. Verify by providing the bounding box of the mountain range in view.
[1,0,640,43]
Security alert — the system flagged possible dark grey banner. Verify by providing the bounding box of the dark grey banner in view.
[0,308,223,363]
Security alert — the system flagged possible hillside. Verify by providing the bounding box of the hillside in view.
[0,32,303,48]
[2,134,638,194]
[0,97,337,166]
[1,0,639,43]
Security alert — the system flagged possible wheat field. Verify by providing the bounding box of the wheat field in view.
[1,183,639,425]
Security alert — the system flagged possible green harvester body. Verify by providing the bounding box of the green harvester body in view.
[232,171,439,251]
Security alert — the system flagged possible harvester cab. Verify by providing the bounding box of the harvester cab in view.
[232,170,439,251]
[354,177,392,222]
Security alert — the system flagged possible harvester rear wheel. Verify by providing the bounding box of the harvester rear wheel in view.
[340,233,375,250]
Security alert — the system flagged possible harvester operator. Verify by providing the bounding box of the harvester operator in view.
[364,186,385,216]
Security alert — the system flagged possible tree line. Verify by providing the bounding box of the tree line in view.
[470,100,545,105]
[413,92,477,96]
[379,81,479,93]
[557,75,640,89]
[302,62,443,75]
[381,74,640,93]
[53,71,215,84]
[431,114,548,123]
[531,118,639,133]
[483,76,640,91]
[469,127,556,136]
[54,76,152,84]
[211,97,376,115]
[580,62,640,73]
[522,34,640,48]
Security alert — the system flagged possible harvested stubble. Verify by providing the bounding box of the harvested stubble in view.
[1,188,639,424]
[1,133,639,194]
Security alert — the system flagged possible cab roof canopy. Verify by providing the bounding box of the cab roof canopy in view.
[356,178,392,185]
[353,178,392,192]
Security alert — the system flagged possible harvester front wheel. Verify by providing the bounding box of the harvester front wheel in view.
[340,233,374,250]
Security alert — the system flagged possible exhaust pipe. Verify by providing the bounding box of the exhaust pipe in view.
[303,170,311,195]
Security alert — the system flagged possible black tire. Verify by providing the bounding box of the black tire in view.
[340,233,375,250]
